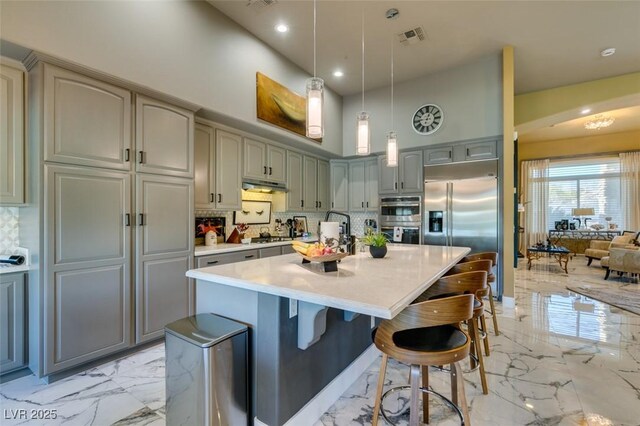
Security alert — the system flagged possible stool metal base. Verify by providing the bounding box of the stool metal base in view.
[379,384,465,426]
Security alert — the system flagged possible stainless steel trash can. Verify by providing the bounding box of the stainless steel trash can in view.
[165,313,248,426]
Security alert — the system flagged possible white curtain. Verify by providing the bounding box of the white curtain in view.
[620,151,640,230]
[521,159,549,248]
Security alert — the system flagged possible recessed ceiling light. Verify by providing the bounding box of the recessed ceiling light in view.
[333,70,344,77]
[275,24,289,33]
[600,47,616,57]
[581,108,591,114]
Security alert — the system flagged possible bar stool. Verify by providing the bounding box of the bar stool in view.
[459,252,500,336]
[372,294,474,426]
[419,271,489,395]
[446,260,493,357]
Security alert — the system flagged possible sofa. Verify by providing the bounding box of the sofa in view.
[584,231,639,266]
[601,246,640,281]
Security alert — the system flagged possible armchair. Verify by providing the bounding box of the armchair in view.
[602,247,640,281]
[584,232,638,266]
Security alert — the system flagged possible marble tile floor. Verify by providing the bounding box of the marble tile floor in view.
[1,256,638,425]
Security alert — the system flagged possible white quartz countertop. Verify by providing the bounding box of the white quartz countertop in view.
[187,244,471,319]
[0,264,31,275]
[195,237,317,256]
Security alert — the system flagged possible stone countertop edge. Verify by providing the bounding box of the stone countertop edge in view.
[0,264,31,275]
[188,245,471,319]
[194,237,318,256]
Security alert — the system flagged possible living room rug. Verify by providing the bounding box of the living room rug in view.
[567,284,640,316]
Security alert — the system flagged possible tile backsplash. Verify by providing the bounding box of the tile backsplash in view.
[0,207,20,254]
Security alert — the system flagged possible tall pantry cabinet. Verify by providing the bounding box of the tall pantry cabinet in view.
[23,57,195,377]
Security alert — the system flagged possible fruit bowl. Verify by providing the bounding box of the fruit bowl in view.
[298,252,348,263]
[291,241,348,272]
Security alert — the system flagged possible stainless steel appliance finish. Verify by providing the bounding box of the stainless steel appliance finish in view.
[165,314,249,426]
[242,179,288,193]
[423,160,499,291]
[379,196,422,244]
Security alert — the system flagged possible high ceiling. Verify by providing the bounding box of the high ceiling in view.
[208,0,640,97]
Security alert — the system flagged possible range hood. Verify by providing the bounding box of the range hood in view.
[242,179,289,193]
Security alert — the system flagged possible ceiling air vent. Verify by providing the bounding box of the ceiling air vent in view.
[247,0,277,9]
[397,26,426,46]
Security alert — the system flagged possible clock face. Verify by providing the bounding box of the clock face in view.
[412,104,443,135]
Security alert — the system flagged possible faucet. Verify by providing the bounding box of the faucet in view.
[325,210,352,252]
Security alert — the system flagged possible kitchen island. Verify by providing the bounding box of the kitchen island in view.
[187,244,470,425]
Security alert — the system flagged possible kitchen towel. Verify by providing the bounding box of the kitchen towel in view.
[393,227,404,243]
[320,222,340,246]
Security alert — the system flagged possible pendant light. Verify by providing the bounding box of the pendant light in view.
[356,11,370,155]
[386,36,398,167]
[306,0,323,139]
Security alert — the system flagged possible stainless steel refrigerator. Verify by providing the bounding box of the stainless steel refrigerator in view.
[423,160,499,256]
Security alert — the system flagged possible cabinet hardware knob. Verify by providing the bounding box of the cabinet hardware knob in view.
[264,166,267,174]
[124,149,130,162]
[394,182,397,190]
[401,182,404,189]
[301,200,304,208]
[218,194,222,203]
[207,260,219,265]
[138,151,144,164]
[269,167,272,175]
[125,213,130,226]
[210,193,214,203]
[319,201,321,208]
[245,255,254,259]
[332,202,334,208]
[361,202,364,208]
[138,214,144,226]
[366,202,369,208]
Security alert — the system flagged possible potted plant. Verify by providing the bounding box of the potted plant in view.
[362,232,389,258]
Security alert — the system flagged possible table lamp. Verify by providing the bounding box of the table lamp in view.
[572,208,595,229]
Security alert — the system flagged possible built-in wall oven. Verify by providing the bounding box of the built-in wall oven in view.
[379,196,422,244]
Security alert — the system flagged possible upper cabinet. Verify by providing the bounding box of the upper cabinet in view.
[426,139,497,165]
[378,150,423,194]
[43,64,132,171]
[349,159,378,212]
[303,155,318,212]
[135,95,194,178]
[330,161,349,212]
[194,124,216,210]
[286,151,328,212]
[317,160,330,211]
[0,63,25,204]
[243,138,287,184]
[287,151,303,211]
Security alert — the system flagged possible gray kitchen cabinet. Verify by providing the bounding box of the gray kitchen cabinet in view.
[136,174,194,343]
[378,155,399,194]
[287,151,304,211]
[194,123,215,209]
[281,245,296,255]
[243,139,287,184]
[259,246,282,259]
[349,159,378,212]
[135,94,194,178]
[317,160,330,211]
[44,164,132,374]
[215,129,243,210]
[0,63,25,204]
[464,140,497,161]
[197,249,259,268]
[378,150,423,194]
[330,161,349,211]
[303,156,318,212]
[399,151,424,193]
[424,146,453,165]
[43,63,132,171]
[0,272,25,374]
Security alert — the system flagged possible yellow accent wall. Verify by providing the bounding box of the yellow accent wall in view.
[519,130,640,161]
[515,73,640,126]
[502,47,515,300]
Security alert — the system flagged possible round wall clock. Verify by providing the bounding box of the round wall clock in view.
[412,104,443,135]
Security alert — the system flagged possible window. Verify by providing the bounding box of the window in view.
[548,157,621,230]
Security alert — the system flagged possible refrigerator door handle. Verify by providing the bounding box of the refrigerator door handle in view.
[448,182,454,246]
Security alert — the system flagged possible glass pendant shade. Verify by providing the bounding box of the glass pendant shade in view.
[386,132,398,167]
[356,111,370,155]
[306,77,324,139]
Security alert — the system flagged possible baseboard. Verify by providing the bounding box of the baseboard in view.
[254,344,381,426]
[502,296,515,308]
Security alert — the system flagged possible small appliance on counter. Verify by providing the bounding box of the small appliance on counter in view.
[195,217,226,245]
[324,211,352,253]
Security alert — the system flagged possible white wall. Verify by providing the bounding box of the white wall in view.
[342,54,502,156]
[0,0,343,156]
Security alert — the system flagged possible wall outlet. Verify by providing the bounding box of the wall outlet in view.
[289,298,298,318]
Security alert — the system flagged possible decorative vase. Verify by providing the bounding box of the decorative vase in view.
[369,245,387,259]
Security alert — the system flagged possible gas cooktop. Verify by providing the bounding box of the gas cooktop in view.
[250,236,294,244]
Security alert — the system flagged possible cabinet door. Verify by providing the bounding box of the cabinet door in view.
[136,174,193,343]
[303,156,318,212]
[400,151,424,193]
[287,151,304,211]
[317,160,330,211]
[196,250,259,268]
[136,95,194,178]
[330,161,349,211]
[464,140,497,161]
[215,130,242,210]
[281,245,296,255]
[349,160,365,212]
[45,165,131,374]
[0,273,25,374]
[424,146,453,165]
[194,124,215,210]
[267,144,287,184]
[259,247,282,259]
[0,64,24,204]
[44,64,131,170]
[365,159,379,211]
[378,155,398,194]
[243,138,267,180]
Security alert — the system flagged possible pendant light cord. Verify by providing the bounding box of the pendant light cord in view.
[391,36,394,129]
[361,11,365,110]
[313,0,317,78]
